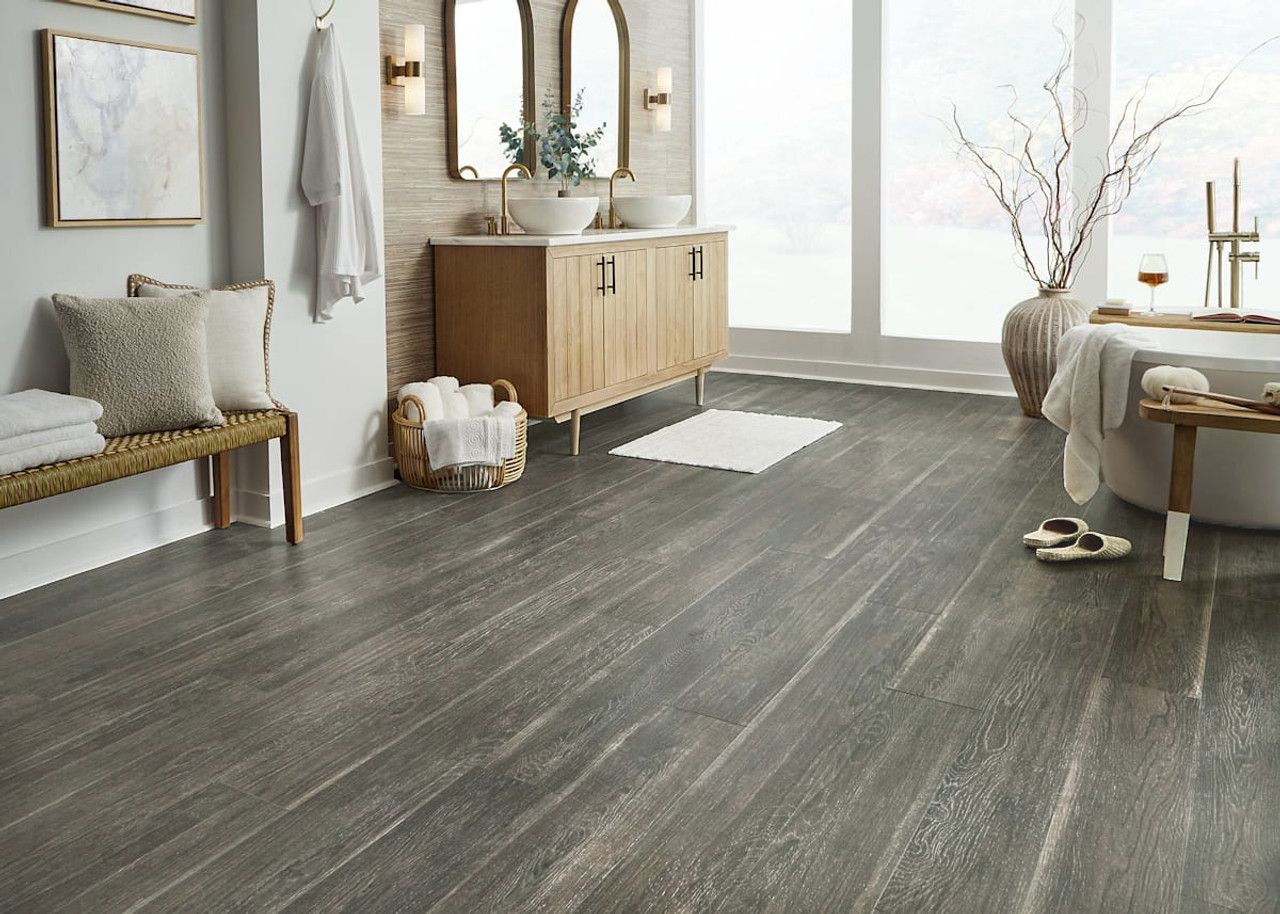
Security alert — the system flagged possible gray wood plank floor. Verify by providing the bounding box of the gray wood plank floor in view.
[1,374,1277,913]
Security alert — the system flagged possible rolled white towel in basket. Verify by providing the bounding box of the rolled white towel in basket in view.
[492,400,522,418]
[1266,382,1280,406]
[459,384,495,416]
[441,391,470,420]
[428,376,459,395]
[397,382,444,423]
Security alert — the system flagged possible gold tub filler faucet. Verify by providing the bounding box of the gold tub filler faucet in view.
[1205,157,1261,309]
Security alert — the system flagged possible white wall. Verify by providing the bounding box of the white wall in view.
[0,0,392,598]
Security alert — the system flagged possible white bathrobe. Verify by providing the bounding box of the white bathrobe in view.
[302,25,382,323]
[1042,324,1148,505]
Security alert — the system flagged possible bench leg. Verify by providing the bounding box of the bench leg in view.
[211,451,232,529]
[1163,424,1197,582]
[280,412,303,544]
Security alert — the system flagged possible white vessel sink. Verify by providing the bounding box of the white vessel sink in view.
[508,196,600,235]
[613,194,692,229]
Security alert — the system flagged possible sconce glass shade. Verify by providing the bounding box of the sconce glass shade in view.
[656,66,673,95]
[405,24,426,62]
[655,67,673,132]
[404,76,426,116]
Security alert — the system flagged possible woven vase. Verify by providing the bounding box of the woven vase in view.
[1002,287,1090,418]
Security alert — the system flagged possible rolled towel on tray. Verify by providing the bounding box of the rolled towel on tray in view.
[0,433,106,476]
[0,389,102,440]
[1266,382,1280,406]
[1142,366,1210,404]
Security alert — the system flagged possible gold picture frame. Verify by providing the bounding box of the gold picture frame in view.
[57,0,198,25]
[42,30,205,228]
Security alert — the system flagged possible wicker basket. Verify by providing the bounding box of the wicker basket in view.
[391,379,527,493]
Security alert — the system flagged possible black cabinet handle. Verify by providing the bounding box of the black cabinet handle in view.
[689,246,698,280]
[608,256,618,295]
[695,246,705,281]
[596,256,607,296]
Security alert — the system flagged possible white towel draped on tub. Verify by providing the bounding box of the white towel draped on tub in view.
[302,25,382,322]
[1042,324,1149,505]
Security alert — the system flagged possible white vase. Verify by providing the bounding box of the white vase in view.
[1002,287,1090,418]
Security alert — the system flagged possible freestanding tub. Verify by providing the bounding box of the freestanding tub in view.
[1102,339,1280,529]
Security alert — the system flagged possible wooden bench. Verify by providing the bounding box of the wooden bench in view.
[1139,398,1280,581]
[0,409,303,543]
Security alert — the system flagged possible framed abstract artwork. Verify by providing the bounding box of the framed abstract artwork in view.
[57,0,198,25]
[41,31,204,227]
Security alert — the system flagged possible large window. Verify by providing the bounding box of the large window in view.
[701,0,852,332]
[882,0,1069,343]
[1110,1,1280,310]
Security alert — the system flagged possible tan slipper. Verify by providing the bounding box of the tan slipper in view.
[1036,532,1131,563]
[1023,517,1089,549]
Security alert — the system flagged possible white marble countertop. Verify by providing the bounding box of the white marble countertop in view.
[429,224,734,247]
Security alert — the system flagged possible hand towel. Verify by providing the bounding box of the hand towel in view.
[398,382,445,423]
[459,383,496,417]
[1265,382,1280,406]
[0,422,99,457]
[0,434,106,477]
[0,389,103,440]
[1141,366,1210,404]
[1042,324,1149,505]
[423,415,517,469]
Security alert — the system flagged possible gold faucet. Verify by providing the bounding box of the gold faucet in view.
[609,167,636,229]
[501,163,531,235]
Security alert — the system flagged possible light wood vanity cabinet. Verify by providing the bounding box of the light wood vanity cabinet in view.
[433,229,730,453]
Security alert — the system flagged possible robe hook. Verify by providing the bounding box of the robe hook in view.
[316,0,337,30]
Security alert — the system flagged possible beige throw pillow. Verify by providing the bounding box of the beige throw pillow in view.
[129,275,277,411]
[52,292,224,437]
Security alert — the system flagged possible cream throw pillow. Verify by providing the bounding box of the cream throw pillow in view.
[52,292,224,437]
[130,275,276,411]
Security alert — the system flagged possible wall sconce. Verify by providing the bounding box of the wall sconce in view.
[386,24,426,116]
[644,67,673,132]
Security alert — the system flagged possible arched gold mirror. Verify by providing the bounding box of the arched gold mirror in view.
[561,0,630,173]
[444,0,535,179]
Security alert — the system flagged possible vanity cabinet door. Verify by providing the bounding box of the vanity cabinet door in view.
[550,252,606,402]
[602,250,652,387]
[654,243,695,370]
[693,240,729,358]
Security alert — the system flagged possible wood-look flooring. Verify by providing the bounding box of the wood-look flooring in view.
[1,374,1277,913]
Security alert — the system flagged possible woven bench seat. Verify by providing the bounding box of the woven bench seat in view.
[0,409,303,542]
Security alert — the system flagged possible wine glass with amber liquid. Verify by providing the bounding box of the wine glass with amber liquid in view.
[1138,254,1169,313]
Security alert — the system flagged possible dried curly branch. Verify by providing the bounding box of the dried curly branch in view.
[948,20,1278,290]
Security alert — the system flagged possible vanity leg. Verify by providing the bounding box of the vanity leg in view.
[695,369,707,407]
[570,409,581,457]
[1163,424,1197,582]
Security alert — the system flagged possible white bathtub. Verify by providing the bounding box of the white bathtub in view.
[1102,331,1280,529]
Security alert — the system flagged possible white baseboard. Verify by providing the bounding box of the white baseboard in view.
[233,457,397,529]
[0,458,397,600]
[715,355,1016,398]
[0,499,213,601]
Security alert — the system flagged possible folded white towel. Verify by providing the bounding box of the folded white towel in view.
[1141,366,1210,404]
[423,415,516,469]
[1042,324,1149,505]
[398,382,445,423]
[427,376,459,395]
[459,384,496,417]
[0,433,106,476]
[491,400,523,419]
[0,422,100,458]
[0,389,103,440]
[1265,382,1280,406]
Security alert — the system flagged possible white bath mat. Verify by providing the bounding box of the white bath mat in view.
[610,409,842,474]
